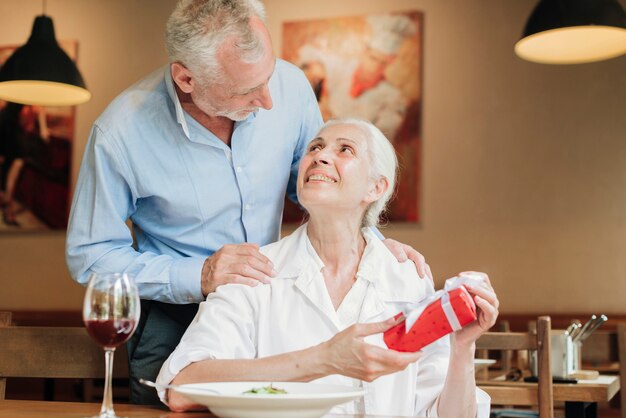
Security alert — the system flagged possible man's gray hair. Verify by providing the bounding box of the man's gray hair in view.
[319,119,398,228]
[165,0,267,84]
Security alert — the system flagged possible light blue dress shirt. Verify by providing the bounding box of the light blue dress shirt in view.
[66,60,323,304]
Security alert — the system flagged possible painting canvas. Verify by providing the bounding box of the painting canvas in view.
[282,11,423,223]
[0,40,77,232]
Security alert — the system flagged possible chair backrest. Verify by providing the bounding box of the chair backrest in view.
[618,323,626,418]
[476,315,553,418]
[476,320,512,380]
[0,312,128,400]
[0,312,11,399]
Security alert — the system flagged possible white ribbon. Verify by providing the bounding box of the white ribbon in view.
[403,273,485,333]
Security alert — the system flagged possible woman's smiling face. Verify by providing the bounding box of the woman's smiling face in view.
[297,123,379,216]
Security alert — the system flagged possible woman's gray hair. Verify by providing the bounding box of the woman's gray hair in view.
[165,0,267,84]
[319,119,398,228]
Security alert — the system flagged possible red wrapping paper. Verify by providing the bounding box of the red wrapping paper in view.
[384,287,477,352]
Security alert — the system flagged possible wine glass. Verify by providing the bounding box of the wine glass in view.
[83,272,140,418]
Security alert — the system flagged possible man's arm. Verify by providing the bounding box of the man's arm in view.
[66,125,205,304]
[67,126,278,303]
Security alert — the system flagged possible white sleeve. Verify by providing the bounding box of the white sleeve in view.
[155,283,261,402]
[475,388,492,418]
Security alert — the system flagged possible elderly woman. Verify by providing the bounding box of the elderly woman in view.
[157,119,498,417]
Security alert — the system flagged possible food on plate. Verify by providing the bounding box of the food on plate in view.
[243,384,287,395]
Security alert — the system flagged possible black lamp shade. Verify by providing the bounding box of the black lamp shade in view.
[0,15,91,106]
[515,0,626,64]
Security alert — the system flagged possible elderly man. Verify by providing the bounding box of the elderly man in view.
[66,0,430,404]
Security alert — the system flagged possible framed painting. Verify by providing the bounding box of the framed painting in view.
[0,40,78,232]
[282,11,423,223]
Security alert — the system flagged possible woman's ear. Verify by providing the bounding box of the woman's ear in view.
[364,176,389,204]
[171,62,195,94]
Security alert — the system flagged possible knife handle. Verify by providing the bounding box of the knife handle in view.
[573,315,596,342]
[569,322,583,340]
[579,314,608,342]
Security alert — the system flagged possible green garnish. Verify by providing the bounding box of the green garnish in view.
[243,384,287,394]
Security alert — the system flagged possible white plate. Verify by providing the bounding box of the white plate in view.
[172,381,366,418]
[474,358,496,371]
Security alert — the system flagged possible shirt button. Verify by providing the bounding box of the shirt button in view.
[245,204,251,210]
[236,166,242,173]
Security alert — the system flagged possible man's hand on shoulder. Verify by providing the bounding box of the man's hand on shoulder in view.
[382,238,433,283]
[201,243,277,296]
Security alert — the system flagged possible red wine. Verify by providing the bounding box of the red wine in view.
[85,319,136,349]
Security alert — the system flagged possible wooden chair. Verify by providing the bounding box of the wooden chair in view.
[618,323,626,418]
[0,312,128,401]
[476,320,512,380]
[0,312,11,399]
[476,315,553,418]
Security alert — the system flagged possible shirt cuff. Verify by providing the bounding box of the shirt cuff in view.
[170,257,205,303]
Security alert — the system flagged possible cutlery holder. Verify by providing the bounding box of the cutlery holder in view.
[529,330,576,378]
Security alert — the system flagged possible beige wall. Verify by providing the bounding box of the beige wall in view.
[0,0,178,309]
[1,0,625,313]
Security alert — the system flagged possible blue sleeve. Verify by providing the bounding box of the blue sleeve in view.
[65,125,204,304]
[286,72,323,204]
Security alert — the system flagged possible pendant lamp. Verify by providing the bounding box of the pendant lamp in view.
[0,9,91,106]
[515,0,626,64]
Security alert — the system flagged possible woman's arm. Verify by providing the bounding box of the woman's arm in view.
[435,339,478,418]
[168,345,327,411]
[167,317,421,412]
[436,272,499,418]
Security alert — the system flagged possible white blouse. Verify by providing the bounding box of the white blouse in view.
[157,224,490,417]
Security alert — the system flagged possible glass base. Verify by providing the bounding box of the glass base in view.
[87,412,126,418]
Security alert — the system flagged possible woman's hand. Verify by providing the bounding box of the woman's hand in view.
[321,316,421,382]
[453,271,499,348]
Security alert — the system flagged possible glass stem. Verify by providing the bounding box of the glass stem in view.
[100,348,116,417]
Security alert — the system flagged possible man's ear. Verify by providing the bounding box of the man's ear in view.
[365,176,389,204]
[171,62,195,94]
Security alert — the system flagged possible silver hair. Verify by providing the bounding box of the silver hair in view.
[165,0,267,84]
[318,119,398,228]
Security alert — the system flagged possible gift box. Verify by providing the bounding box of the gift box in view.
[384,277,479,352]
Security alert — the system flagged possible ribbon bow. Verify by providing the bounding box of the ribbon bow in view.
[403,273,485,333]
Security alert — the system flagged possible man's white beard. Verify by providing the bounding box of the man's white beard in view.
[215,107,258,122]
[194,84,258,122]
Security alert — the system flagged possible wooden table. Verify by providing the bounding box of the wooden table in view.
[479,374,620,418]
[0,399,420,418]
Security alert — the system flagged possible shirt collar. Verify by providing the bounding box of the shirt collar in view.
[273,224,425,304]
[164,65,191,139]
